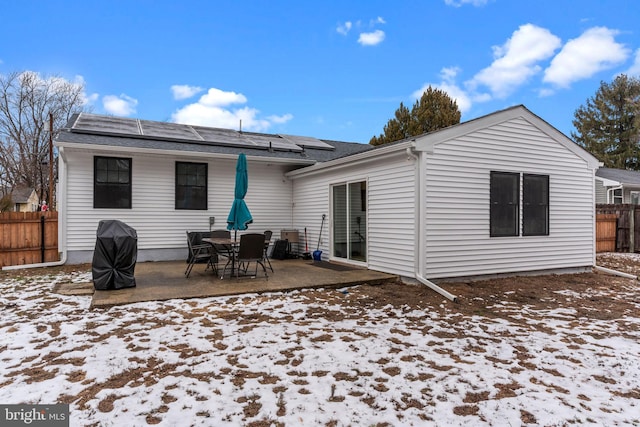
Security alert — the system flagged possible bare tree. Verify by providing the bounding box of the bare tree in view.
[0,71,89,207]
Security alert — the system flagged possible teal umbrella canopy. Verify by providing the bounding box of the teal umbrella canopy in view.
[227,153,253,231]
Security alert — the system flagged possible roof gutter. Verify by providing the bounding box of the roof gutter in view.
[406,140,458,303]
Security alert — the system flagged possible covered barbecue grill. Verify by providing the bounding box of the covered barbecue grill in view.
[92,220,138,290]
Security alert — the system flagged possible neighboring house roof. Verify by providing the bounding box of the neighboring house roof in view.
[0,186,36,203]
[55,113,373,164]
[595,168,640,186]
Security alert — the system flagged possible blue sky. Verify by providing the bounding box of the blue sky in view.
[2,0,639,144]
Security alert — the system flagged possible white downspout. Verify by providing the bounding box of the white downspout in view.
[3,147,68,270]
[407,141,458,303]
[593,265,638,280]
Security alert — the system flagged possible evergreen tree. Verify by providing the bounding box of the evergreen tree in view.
[370,87,461,146]
[572,74,640,169]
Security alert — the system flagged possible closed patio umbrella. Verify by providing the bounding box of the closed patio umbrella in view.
[227,153,253,239]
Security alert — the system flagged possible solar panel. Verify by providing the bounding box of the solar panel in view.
[70,113,328,153]
[279,134,334,150]
[73,113,140,135]
[139,120,201,141]
[244,133,302,152]
[190,126,254,148]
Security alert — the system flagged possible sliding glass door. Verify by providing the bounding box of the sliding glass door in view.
[332,181,367,262]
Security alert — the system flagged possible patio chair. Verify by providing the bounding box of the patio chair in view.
[263,230,274,272]
[185,231,217,278]
[210,229,231,238]
[234,233,269,280]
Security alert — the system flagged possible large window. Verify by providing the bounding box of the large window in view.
[94,156,131,209]
[612,188,623,204]
[523,174,549,236]
[176,162,207,210]
[490,172,519,237]
[490,171,550,237]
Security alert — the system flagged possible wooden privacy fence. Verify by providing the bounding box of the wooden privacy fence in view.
[596,204,640,253]
[0,211,59,267]
[596,214,617,252]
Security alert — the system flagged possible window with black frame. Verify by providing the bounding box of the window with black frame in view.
[94,156,131,209]
[176,162,207,210]
[490,171,519,237]
[523,174,549,236]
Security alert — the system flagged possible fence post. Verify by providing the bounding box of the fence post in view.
[40,214,45,263]
[630,207,635,253]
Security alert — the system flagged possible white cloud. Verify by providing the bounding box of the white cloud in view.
[371,16,386,25]
[85,92,100,104]
[103,94,138,116]
[544,27,630,87]
[358,30,385,46]
[413,67,473,113]
[171,87,292,132]
[16,71,98,108]
[538,88,556,97]
[67,74,99,106]
[171,84,204,100]
[444,0,488,7]
[199,87,247,107]
[266,114,293,124]
[625,48,640,77]
[469,24,561,98]
[336,21,352,36]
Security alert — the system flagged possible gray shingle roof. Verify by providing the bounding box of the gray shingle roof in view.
[0,187,35,203]
[596,168,640,185]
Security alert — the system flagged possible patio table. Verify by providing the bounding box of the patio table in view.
[203,237,239,278]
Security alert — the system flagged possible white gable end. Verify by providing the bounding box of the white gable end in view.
[417,111,596,279]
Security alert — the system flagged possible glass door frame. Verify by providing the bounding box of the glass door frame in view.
[329,179,368,266]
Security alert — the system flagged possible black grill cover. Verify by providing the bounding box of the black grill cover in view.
[92,220,137,290]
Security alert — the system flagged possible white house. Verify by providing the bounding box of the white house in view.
[595,167,640,204]
[0,186,39,212]
[54,105,600,281]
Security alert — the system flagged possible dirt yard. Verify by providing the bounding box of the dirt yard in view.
[1,253,639,426]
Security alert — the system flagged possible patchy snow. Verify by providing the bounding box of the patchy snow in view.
[0,270,639,426]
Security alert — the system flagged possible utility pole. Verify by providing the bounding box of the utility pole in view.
[49,113,54,210]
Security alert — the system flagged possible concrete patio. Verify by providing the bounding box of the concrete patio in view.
[83,258,397,308]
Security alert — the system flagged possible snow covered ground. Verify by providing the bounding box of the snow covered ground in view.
[1,268,639,426]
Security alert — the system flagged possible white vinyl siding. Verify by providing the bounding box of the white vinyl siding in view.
[291,152,416,277]
[424,117,594,279]
[63,149,293,256]
[595,179,607,204]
